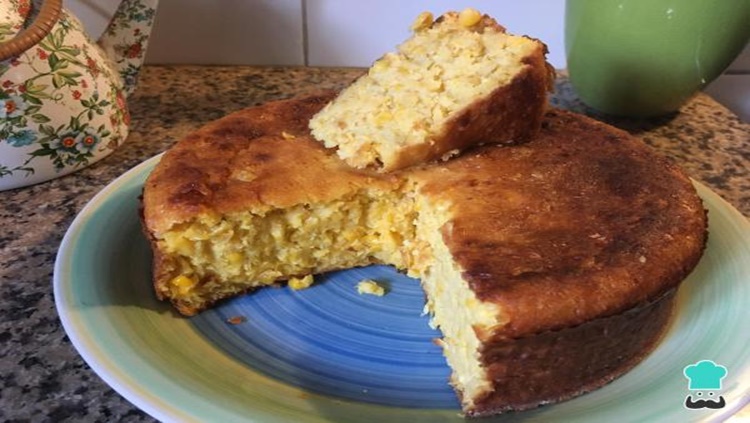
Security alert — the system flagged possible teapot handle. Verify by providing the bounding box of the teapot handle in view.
[0,0,62,61]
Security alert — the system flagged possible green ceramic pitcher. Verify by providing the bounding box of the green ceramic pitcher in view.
[565,0,750,117]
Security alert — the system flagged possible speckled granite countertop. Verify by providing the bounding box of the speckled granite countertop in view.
[1,66,748,421]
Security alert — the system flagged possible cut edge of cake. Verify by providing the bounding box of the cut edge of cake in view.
[145,175,506,411]
[308,8,554,172]
[141,94,709,416]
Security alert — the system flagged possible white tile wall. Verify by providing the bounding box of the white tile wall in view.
[66,0,305,66]
[706,44,750,122]
[145,0,304,65]
[65,0,120,40]
[305,0,566,68]
[706,75,750,122]
[725,43,750,72]
[66,0,566,67]
[65,0,749,120]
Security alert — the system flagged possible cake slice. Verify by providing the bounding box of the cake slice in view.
[142,93,707,416]
[308,9,554,172]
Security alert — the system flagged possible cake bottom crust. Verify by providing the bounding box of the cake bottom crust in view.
[466,289,676,416]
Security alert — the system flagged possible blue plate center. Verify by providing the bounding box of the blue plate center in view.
[191,265,460,408]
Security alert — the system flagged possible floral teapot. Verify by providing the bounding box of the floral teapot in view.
[0,0,158,190]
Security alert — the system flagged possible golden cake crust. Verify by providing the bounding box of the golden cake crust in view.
[421,14,554,169]
[308,11,555,172]
[467,288,677,416]
[388,52,553,171]
[142,94,400,315]
[141,93,707,413]
[411,109,707,339]
[144,92,707,334]
[143,94,400,237]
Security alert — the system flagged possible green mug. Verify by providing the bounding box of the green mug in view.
[565,0,750,117]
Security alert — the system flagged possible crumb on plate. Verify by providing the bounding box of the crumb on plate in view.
[357,279,386,296]
[289,275,315,290]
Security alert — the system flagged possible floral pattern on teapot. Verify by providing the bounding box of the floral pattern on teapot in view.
[0,0,157,187]
[0,0,31,43]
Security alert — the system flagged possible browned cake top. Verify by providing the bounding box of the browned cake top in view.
[143,94,707,339]
[143,94,399,235]
[412,110,707,339]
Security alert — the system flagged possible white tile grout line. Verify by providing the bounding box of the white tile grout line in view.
[301,0,309,66]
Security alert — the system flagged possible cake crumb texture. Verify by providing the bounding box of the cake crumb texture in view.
[356,280,386,296]
[142,93,707,415]
[308,9,553,171]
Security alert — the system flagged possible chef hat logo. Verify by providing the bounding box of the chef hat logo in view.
[683,360,727,390]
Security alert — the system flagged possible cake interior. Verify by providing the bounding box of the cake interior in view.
[154,183,501,410]
[308,10,541,169]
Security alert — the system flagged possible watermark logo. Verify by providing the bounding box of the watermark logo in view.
[683,360,727,410]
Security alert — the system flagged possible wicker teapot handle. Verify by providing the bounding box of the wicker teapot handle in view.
[0,0,63,61]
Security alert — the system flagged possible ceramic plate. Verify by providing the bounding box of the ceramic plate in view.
[55,155,750,422]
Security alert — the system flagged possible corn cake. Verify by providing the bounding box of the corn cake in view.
[141,93,707,416]
[308,9,553,172]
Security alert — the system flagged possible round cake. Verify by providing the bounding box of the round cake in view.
[141,93,707,416]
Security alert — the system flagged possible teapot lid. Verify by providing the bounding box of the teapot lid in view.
[0,0,32,43]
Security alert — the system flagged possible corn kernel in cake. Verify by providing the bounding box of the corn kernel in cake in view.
[308,9,552,172]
